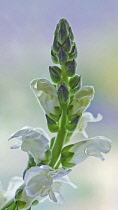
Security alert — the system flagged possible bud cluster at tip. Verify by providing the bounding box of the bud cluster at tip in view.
[51,18,77,66]
[48,18,82,133]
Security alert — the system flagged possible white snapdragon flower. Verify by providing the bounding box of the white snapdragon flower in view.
[68,86,95,118]
[0,177,23,208]
[9,127,50,164]
[61,136,112,167]
[30,79,60,121]
[76,112,103,138]
[18,165,72,210]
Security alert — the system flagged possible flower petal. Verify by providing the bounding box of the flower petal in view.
[68,86,95,116]
[61,136,112,166]
[30,78,60,119]
[77,112,103,138]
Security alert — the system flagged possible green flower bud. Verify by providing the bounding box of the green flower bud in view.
[66,116,80,131]
[51,48,58,64]
[54,23,59,37]
[52,37,60,53]
[58,19,68,45]
[69,42,77,60]
[62,36,72,53]
[58,82,69,104]
[58,47,68,65]
[49,66,62,83]
[65,59,77,77]
[69,26,74,41]
[46,115,59,133]
[69,74,81,93]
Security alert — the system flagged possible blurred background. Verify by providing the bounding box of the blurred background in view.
[0,0,118,209]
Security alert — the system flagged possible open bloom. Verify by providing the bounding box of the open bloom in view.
[0,177,23,208]
[18,165,72,210]
[61,136,112,167]
[76,112,103,138]
[68,86,95,119]
[9,127,51,164]
[30,79,61,121]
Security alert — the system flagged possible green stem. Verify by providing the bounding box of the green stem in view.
[1,198,14,210]
[49,65,70,168]
[49,105,67,167]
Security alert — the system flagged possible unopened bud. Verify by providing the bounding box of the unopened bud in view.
[65,60,77,77]
[58,82,69,104]
[69,43,77,60]
[69,26,74,41]
[51,48,58,64]
[69,74,81,93]
[63,36,72,53]
[58,48,68,65]
[52,37,60,53]
[49,66,62,83]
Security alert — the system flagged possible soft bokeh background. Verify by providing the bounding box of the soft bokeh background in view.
[0,1,118,209]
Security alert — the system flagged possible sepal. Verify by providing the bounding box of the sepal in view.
[5,203,17,210]
[61,144,75,168]
[61,136,112,167]
[66,116,80,131]
[17,200,26,209]
[46,115,59,133]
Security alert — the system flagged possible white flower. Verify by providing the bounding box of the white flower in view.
[76,112,103,138]
[0,177,23,208]
[9,127,50,164]
[30,79,60,121]
[18,165,71,210]
[68,86,95,118]
[40,175,77,204]
[61,136,112,167]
